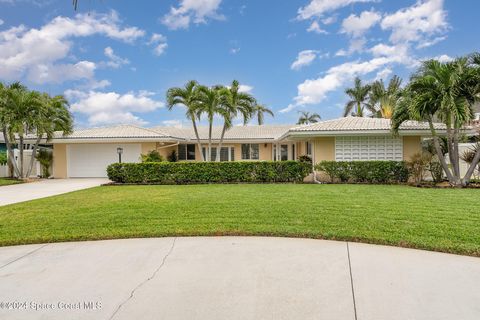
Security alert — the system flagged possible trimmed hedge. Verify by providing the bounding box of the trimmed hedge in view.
[107,161,312,184]
[315,161,409,184]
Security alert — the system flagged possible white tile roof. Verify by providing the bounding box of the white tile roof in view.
[52,124,181,140]
[289,117,446,132]
[150,125,292,141]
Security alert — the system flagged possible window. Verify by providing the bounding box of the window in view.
[202,146,235,161]
[305,142,312,157]
[280,144,288,161]
[178,144,196,160]
[292,144,295,160]
[335,136,403,161]
[241,144,259,160]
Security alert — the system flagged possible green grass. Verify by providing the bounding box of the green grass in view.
[0,184,479,256]
[0,178,22,186]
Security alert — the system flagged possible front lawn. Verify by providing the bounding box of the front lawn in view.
[0,184,479,256]
[0,178,23,186]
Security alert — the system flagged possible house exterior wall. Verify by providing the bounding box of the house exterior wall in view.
[314,137,335,163]
[402,136,422,161]
[53,144,67,178]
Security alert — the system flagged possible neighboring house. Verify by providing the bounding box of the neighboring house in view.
[46,117,450,178]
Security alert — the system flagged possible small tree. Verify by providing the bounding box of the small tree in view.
[35,149,53,178]
[141,150,164,162]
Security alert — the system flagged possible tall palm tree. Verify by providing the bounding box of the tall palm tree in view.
[25,94,73,177]
[197,85,225,161]
[344,77,372,117]
[297,111,321,125]
[166,80,205,161]
[392,55,480,186]
[215,80,256,161]
[369,75,403,119]
[4,85,42,178]
[253,104,274,125]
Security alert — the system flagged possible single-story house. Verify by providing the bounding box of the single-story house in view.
[46,117,449,178]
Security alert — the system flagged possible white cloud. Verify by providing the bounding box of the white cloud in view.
[0,19,4,26]
[161,0,225,30]
[67,90,164,126]
[341,10,381,37]
[375,67,392,80]
[416,35,447,49]
[297,0,376,20]
[307,21,328,34]
[0,11,144,83]
[381,0,448,44]
[238,84,253,93]
[28,61,96,84]
[148,33,168,56]
[281,55,405,113]
[291,50,318,71]
[322,15,337,25]
[433,54,453,63]
[336,37,367,56]
[103,46,129,68]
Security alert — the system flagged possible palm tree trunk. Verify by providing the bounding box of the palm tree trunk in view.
[452,126,461,179]
[357,102,362,117]
[26,136,41,178]
[19,135,24,178]
[428,119,456,185]
[191,119,205,162]
[463,147,480,184]
[2,127,21,177]
[207,120,213,162]
[215,124,228,162]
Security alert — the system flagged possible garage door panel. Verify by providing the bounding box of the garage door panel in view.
[67,144,141,177]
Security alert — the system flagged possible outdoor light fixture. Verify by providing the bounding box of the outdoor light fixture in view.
[117,147,123,163]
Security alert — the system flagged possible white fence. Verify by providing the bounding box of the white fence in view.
[3,149,48,178]
[0,165,8,178]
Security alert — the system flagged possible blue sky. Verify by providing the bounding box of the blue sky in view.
[0,0,478,128]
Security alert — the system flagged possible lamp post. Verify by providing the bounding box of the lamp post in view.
[117,147,123,163]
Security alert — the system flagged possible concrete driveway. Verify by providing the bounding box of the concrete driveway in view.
[0,178,109,206]
[0,237,479,320]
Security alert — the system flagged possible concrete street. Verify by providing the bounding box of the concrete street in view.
[0,237,479,320]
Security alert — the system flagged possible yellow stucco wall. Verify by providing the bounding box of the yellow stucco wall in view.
[403,136,422,161]
[314,137,335,163]
[53,144,67,178]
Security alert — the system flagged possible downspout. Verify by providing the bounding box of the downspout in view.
[311,139,321,184]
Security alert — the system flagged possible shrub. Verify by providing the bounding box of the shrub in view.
[141,150,164,162]
[315,161,409,184]
[427,156,444,183]
[35,149,53,178]
[107,161,312,184]
[167,150,178,162]
[407,153,431,185]
[0,151,7,166]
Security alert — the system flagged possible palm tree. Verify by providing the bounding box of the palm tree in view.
[297,111,321,125]
[3,84,42,178]
[344,77,372,117]
[253,104,274,125]
[0,83,73,178]
[166,80,205,161]
[369,75,403,119]
[215,80,256,161]
[197,85,225,161]
[25,94,73,177]
[392,54,480,186]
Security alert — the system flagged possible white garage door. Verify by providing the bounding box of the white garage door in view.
[67,144,141,177]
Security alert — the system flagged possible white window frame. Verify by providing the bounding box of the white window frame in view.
[335,136,403,161]
[241,144,259,160]
[202,146,235,161]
